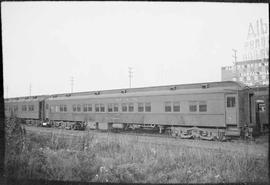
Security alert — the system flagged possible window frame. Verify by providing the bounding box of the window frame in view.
[108,103,113,112]
[122,103,127,112]
[173,101,180,112]
[165,101,172,112]
[199,101,207,112]
[113,103,119,112]
[189,102,197,112]
[100,104,105,112]
[145,102,151,112]
[77,104,81,112]
[87,104,92,112]
[72,104,76,112]
[95,104,100,112]
[138,103,144,112]
[227,97,236,108]
[83,104,88,112]
[128,103,134,112]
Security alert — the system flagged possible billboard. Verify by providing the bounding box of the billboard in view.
[242,18,269,61]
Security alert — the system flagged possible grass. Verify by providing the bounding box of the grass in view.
[5,117,269,183]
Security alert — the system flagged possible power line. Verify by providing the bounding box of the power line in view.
[128,67,133,88]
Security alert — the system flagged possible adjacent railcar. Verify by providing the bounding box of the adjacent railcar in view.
[251,86,269,133]
[44,81,255,139]
[5,95,47,125]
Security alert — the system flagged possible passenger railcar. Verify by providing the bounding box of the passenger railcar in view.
[5,95,47,125]
[5,81,266,140]
[43,81,256,139]
[250,86,269,133]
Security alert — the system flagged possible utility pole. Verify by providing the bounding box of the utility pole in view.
[6,86,8,98]
[29,83,32,96]
[232,49,238,81]
[70,76,74,93]
[232,49,237,64]
[128,67,133,88]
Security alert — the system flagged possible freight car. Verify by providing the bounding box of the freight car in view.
[5,81,267,140]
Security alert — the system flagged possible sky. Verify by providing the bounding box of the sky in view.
[2,2,269,98]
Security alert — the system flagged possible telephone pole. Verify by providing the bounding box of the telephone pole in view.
[70,76,74,93]
[232,49,238,81]
[6,86,8,98]
[128,67,133,88]
[232,49,237,64]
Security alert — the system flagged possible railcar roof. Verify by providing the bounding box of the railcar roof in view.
[47,83,245,101]
[5,95,48,103]
[5,81,246,102]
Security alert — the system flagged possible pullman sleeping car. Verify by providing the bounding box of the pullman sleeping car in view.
[42,81,257,140]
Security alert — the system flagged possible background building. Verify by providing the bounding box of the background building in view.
[221,58,269,86]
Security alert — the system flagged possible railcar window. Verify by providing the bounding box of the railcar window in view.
[108,103,113,112]
[95,104,100,112]
[199,102,207,112]
[173,102,180,112]
[14,106,18,112]
[28,105,34,111]
[55,105,59,112]
[145,102,151,112]
[77,104,81,112]
[46,104,49,110]
[258,103,265,112]
[165,102,172,112]
[227,97,236,108]
[83,104,88,112]
[138,103,144,112]
[63,105,67,112]
[22,105,27,112]
[189,102,197,112]
[50,105,54,112]
[128,103,134,112]
[100,104,105,112]
[122,103,127,112]
[87,104,92,112]
[113,104,119,112]
[73,105,76,112]
[60,105,63,112]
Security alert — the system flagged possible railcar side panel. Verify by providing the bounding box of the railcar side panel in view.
[46,91,227,127]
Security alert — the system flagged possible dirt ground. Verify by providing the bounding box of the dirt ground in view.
[24,125,269,157]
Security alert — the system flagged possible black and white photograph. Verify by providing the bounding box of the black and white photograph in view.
[2,1,269,184]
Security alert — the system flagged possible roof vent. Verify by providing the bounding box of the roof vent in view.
[94,91,100,95]
[121,89,127,93]
[201,84,209,89]
[170,86,176,90]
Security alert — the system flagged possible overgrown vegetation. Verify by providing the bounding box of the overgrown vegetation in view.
[5,117,269,183]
